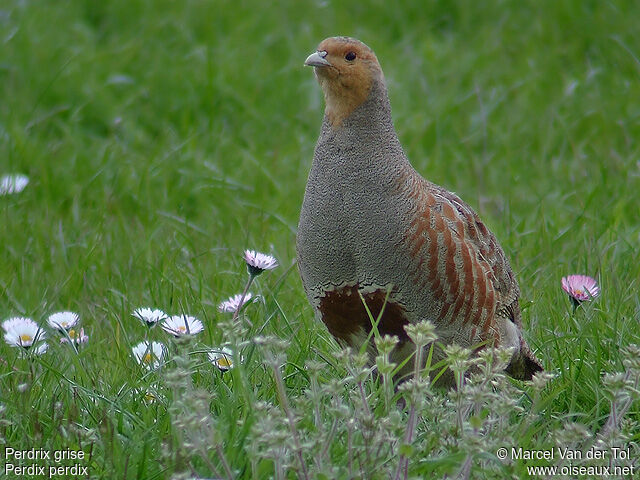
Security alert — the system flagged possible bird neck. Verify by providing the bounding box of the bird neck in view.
[323,78,395,132]
[320,71,385,128]
[316,80,409,176]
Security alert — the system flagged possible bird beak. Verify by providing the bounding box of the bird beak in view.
[304,50,331,67]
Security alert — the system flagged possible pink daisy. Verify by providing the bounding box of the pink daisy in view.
[561,275,600,304]
[243,250,278,276]
[218,293,253,313]
[60,327,89,346]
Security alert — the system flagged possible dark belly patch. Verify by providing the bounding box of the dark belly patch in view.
[317,284,409,345]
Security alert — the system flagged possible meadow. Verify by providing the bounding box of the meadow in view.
[1,0,639,478]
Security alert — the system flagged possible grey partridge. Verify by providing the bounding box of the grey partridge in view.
[297,36,542,382]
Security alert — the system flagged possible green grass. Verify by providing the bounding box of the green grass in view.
[1,0,639,478]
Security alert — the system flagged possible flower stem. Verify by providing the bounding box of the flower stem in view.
[394,341,425,480]
[271,361,310,480]
[232,274,255,324]
[216,445,234,480]
[570,296,580,314]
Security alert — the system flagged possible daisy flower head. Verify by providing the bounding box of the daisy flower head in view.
[161,315,204,337]
[4,317,46,349]
[561,275,600,306]
[132,341,166,370]
[132,307,167,328]
[60,327,89,346]
[243,250,278,277]
[0,173,29,195]
[142,385,165,405]
[32,343,49,355]
[47,311,79,331]
[208,347,236,372]
[218,292,253,313]
[2,316,36,332]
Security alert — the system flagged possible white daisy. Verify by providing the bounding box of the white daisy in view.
[208,347,236,372]
[132,341,166,370]
[32,343,49,355]
[243,250,278,276]
[132,307,167,327]
[161,315,204,337]
[4,318,46,349]
[0,174,29,195]
[60,327,89,345]
[47,311,79,331]
[218,293,253,313]
[2,316,36,332]
[142,385,164,405]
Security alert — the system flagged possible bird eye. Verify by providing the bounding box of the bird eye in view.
[345,51,356,61]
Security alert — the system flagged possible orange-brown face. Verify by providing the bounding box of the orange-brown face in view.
[305,37,383,127]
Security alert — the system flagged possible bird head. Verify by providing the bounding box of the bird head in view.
[305,36,385,127]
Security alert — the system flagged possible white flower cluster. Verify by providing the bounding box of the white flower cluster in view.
[2,310,89,354]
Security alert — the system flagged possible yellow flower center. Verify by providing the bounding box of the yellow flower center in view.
[69,329,76,339]
[143,353,155,364]
[61,322,69,328]
[144,392,157,403]
[20,334,33,343]
[574,289,584,295]
[177,325,187,333]
[217,357,232,368]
